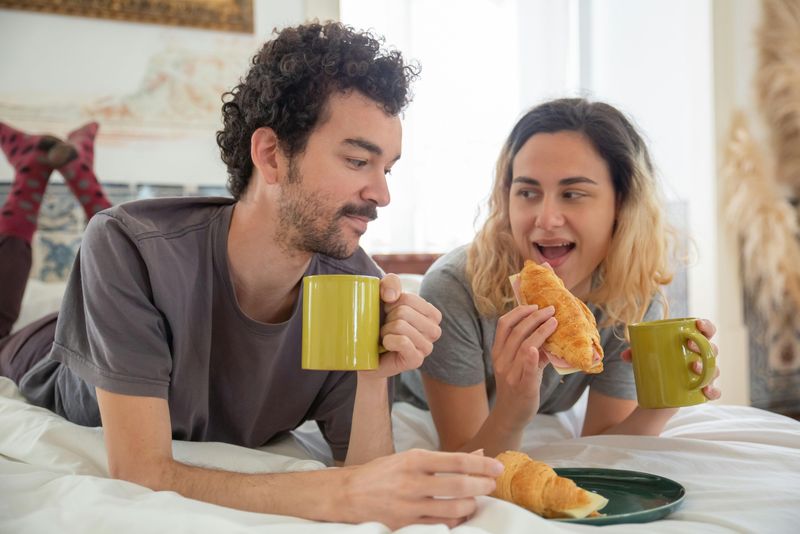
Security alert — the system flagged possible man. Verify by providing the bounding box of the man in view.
[0,22,502,528]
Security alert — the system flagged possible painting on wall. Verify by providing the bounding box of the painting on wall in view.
[0,0,253,33]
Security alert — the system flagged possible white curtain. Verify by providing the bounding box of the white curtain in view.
[340,0,580,254]
[340,0,715,324]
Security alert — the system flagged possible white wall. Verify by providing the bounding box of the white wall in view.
[340,0,580,253]
[711,0,762,405]
[0,1,308,187]
[583,0,716,325]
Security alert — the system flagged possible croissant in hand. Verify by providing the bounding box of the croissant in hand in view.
[515,260,603,374]
[492,451,608,519]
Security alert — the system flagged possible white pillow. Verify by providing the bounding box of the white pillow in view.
[398,273,423,296]
[11,279,67,333]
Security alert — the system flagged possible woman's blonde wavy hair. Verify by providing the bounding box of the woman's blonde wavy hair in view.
[466,98,675,330]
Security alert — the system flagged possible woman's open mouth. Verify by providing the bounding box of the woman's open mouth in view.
[534,241,575,268]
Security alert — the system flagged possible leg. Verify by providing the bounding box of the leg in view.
[0,122,57,336]
[0,235,32,338]
[0,122,56,242]
[53,122,112,220]
[0,234,56,384]
[0,312,57,383]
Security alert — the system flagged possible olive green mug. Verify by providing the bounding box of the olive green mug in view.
[301,274,381,371]
[627,318,716,409]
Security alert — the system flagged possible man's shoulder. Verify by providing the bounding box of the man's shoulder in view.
[93,196,235,242]
[315,248,383,278]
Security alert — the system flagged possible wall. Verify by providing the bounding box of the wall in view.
[711,0,762,406]
[0,1,317,188]
[574,0,757,405]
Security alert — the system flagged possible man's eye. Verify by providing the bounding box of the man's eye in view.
[347,158,367,168]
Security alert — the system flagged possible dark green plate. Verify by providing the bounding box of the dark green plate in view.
[551,468,685,526]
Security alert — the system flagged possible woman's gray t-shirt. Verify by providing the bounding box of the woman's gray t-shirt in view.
[19,197,383,461]
[398,246,663,413]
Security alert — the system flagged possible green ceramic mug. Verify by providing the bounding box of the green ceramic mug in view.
[627,318,716,409]
[301,274,381,371]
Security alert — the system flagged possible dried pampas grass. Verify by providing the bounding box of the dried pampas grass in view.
[757,0,800,194]
[722,112,800,369]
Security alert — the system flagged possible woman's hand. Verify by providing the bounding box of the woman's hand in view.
[621,318,721,400]
[491,304,557,427]
[689,319,721,400]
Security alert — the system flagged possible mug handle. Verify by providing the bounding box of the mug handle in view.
[684,332,716,390]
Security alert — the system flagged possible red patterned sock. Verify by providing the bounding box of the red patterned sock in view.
[0,122,56,243]
[56,122,111,220]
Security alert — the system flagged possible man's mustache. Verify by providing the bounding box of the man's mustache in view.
[338,203,378,221]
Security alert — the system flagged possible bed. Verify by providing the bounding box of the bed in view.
[1,277,799,533]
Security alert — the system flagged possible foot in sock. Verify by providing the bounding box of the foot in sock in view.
[0,122,57,243]
[54,122,112,219]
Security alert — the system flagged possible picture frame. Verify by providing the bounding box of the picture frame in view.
[0,0,253,33]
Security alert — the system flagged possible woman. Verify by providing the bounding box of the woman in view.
[398,98,721,456]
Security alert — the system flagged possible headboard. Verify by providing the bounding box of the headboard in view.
[371,254,442,275]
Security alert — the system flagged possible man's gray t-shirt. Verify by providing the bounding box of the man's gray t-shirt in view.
[19,197,382,461]
[398,246,663,412]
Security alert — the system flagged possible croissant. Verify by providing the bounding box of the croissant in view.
[492,451,608,519]
[515,260,603,374]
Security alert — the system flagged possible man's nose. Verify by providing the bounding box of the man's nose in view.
[362,169,390,208]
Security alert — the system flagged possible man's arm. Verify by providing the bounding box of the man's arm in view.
[96,387,503,529]
[342,274,442,465]
[342,374,392,466]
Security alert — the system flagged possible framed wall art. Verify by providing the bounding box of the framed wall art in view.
[0,0,253,33]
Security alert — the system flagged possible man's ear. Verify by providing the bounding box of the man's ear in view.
[251,127,281,184]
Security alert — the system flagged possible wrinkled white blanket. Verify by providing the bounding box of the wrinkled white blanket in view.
[1,377,798,533]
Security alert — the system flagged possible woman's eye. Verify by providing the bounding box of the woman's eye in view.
[563,190,586,200]
[517,189,538,199]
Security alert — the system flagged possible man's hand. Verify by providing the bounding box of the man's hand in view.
[337,449,504,529]
[367,273,442,379]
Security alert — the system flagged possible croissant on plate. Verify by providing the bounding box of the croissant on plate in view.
[514,260,603,374]
[492,451,608,519]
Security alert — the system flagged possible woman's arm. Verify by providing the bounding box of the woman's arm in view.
[582,319,721,437]
[424,376,525,455]
[423,304,558,458]
[581,389,676,436]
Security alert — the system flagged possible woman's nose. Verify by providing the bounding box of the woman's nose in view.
[535,198,565,230]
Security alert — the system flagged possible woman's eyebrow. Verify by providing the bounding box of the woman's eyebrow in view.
[511,176,598,186]
[560,176,598,186]
[512,177,539,186]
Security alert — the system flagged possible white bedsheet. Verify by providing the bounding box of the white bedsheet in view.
[1,376,798,533]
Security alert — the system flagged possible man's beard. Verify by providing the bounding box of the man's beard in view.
[276,162,377,259]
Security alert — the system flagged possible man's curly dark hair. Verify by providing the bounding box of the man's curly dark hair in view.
[216,21,420,200]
